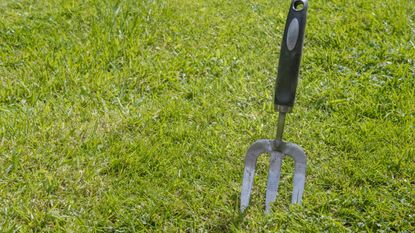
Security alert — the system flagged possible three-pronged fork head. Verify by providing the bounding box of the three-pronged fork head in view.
[240,139,306,213]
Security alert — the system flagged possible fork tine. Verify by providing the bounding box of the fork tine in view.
[292,161,306,204]
[280,142,307,204]
[265,151,283,213]
[241,140,307,212]
[240,139,273,212]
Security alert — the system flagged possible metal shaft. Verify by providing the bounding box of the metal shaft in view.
[275,112,286,141]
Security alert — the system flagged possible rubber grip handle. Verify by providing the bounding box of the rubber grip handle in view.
[274,0,308,109]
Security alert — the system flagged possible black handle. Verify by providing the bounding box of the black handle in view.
[274,0,308,110]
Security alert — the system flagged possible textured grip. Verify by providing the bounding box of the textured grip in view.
[274,0,308,110]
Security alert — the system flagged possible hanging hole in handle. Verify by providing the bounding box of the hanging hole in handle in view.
[293,1,304,11]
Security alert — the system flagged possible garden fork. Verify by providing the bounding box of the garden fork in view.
[240,0,308,213]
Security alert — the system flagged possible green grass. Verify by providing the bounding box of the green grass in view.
[1,0,414,231]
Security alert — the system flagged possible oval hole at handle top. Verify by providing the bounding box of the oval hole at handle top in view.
[286,18,299,51]
[293,1,305,11]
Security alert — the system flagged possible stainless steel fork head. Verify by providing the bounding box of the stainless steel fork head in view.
[240,139,306,213]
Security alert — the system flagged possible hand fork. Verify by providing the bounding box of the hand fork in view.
[240,0,308,213]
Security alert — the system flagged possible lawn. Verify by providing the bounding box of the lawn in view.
[0,0,414,231]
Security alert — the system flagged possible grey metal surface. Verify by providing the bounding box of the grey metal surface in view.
[274,105,292,113]
[265,151,283,213]
[276,112,286,141]
[277,142,306,205]
[240,139,306,213]
[240,139,273,212]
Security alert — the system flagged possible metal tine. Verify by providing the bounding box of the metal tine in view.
[241,140,306,213]
[288,147,307,204]
[279,142,307,204]
[240,139,273,212]
[265,151,283,213]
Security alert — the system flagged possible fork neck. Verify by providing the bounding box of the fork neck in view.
[275,112,287,141]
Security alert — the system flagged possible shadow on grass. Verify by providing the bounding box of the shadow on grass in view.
[208,193,249,231]
[210,212,247,232]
